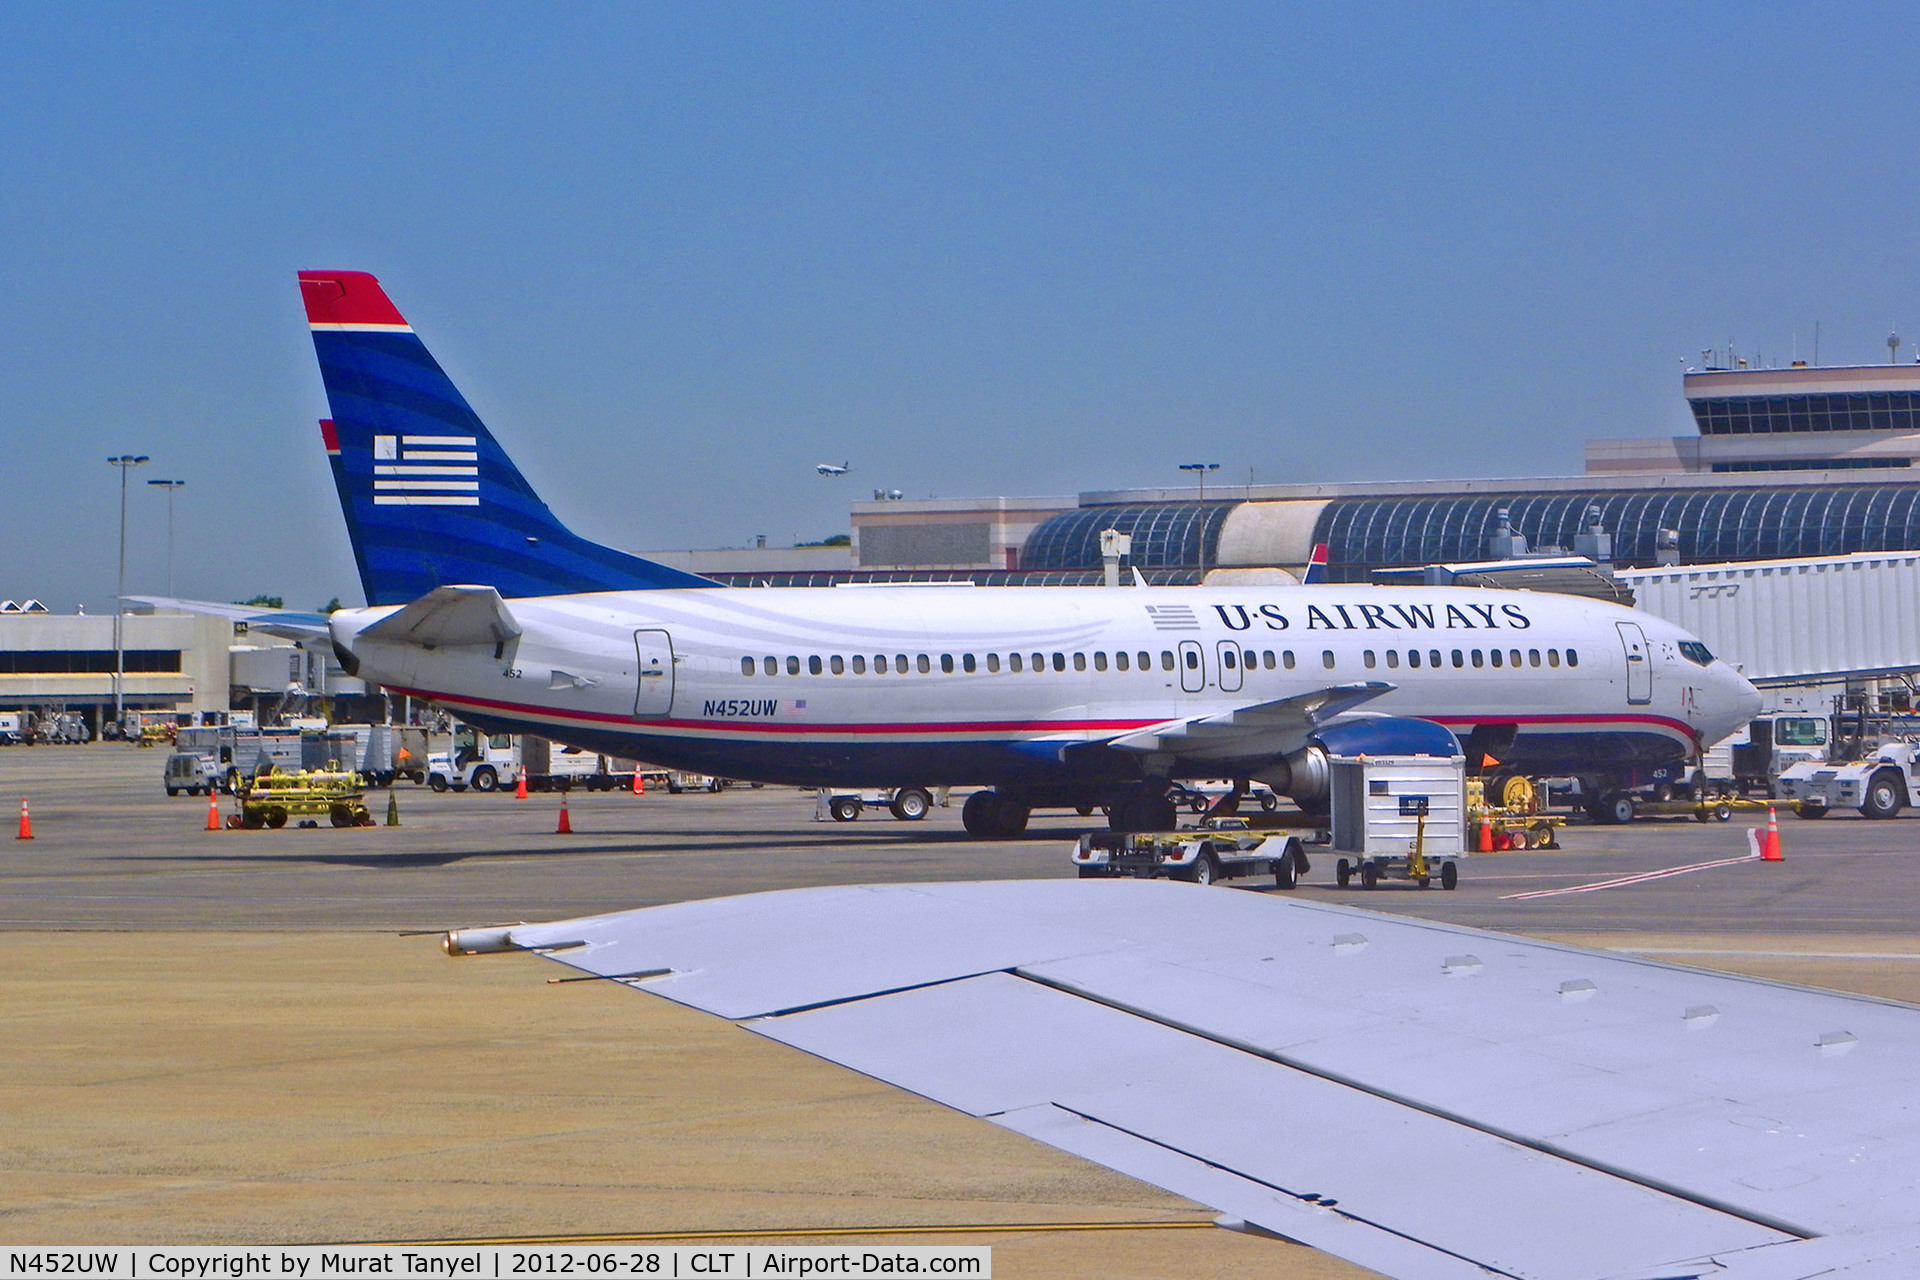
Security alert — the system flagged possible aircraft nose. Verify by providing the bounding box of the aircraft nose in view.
[1720,664,1764,733]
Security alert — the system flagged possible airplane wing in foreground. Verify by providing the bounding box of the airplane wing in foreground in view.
[449,880,1920,1280]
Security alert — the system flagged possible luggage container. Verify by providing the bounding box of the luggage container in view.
[1330,754,1467,890]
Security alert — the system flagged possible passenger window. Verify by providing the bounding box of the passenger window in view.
[1283,650,1296,669]
[1363,650,1376,669]
[1139,651,1152,670]
[741,657,754,676]
[809,655,823,675]
[830,655,845,674]
[1386,650,1399,669]
[1262,650,1276,670]
[1567,648,1579,668]
[896,653,908,672]
[917,654,931,674]
[940,654,954,673]
[1222,649,1237,670]
[787,656,801,675]
[853,655,867,674]
[764,657,777,676]
[1244,649,1257,669]
[1322,650,1335,669]
[1162,651,1175,671]
[1548,649,1560,667]
[1471,650,1483,668]
[874,655,889,674]
[1093,652,1107,671]
[1489,649,1502,668]
[1184,650,1200,670]
[1530,649,1541,667]
[1010,653,1024,673]
[1451,650,1464,669]
[1073,653,1086,671]
[986,653,1000,672]
[1115,651,1129,671]
[1033,653,1046,672]
[1429,649,1442,668]
[1510,649,1522,667]
[1409,649,1421,668]
[963,654,976,673]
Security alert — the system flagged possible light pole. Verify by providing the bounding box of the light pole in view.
[107,454,149,732]
[1178,462,1220,576]
[147,479,186,595]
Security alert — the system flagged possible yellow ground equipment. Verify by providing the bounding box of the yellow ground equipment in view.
[231,768,374,829]
[1466,776,1564,850]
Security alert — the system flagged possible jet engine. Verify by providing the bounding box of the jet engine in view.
[1253,716,1461,805]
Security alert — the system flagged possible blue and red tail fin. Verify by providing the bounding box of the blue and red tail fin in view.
[302,270,716,605]
[1302,543,1329,584]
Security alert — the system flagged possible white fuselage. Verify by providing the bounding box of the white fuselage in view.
[335,582,1762,795]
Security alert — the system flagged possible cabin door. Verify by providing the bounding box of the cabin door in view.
[1615,622,1652,706]
[634,630,676,717]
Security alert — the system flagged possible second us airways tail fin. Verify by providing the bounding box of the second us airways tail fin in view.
[1302,543,1330,585]
[300,270,717,605]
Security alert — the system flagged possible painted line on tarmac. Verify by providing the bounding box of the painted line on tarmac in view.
[1501,853,1760,900]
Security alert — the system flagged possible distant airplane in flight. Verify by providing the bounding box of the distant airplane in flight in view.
[816,461,851,477]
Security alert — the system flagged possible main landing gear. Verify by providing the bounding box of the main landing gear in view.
[962,789,1032,838]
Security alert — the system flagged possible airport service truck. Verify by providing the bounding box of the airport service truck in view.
[298,724,430,786]
[425,726,643,792]
[163,727,302,795]
[1776,742,1920,819]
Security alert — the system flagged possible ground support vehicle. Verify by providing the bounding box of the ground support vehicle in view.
[164,727,301,795]
[1626,796,1785,822]
[815,786,945,822]
[1464,775,1563,849]
[426,726,643,792]
[1171,781,1281,814]
[230,769,374,829]
[1072,817,1310,889]
[1691,710,1830,798]
[1776,743,1920,819]
[1330,754,1467,890]
[299,725,429,786]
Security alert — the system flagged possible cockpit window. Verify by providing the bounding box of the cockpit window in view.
[1678,640,1714,667]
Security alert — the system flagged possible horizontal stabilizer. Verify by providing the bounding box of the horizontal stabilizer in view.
[122,596,332,642]
[358,585,521,649]
[1105,682,1393,761]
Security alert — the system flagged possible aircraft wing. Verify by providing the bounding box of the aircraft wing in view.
[122,595,333,641]
[1101,682,1395,761]
[455,880,1920,1280]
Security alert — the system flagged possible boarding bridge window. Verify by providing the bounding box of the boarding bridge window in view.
[1471,650,1484,668]
[853,655,867,674]
[986,654,999,672]
[1322,650,1336,670]
[941,654,954,673]
[963,654,976,673]
[830,656,845,675]
[1679,640,1715,666]
[787,656,801,675]
[1093,652,1107,671]
[1567,649,1579,667]
[917,654,931,674]
[1548,650,1560,667]
[1009,653,1023,672]
[1777,718,1827,746]
[1385,650,1399,669]
[741,657,754,676]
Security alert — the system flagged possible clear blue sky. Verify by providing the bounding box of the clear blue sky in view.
[6,3,1920,612]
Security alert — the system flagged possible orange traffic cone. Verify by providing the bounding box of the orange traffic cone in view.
[16,798,31,841]
[555,793,573,834]
[514,772,528,800]
[205,790,221,832]
[632,769,644,795]
[1477,819,1493,853]
[1761,805,1783,862]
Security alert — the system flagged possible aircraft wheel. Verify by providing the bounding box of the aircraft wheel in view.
[888,787,931,821]
[994,800,1030,836]
[1440,861,1459,891]
[961,790,1002,837]
[829,797,862,822]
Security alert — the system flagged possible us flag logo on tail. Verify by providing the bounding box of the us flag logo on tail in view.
[372,434,480,506]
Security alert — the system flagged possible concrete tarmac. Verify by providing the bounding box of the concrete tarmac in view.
[4,745,1918,1277]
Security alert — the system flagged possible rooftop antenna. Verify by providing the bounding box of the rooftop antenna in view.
[1814,320,1820,367]
[1891,331,1903,364]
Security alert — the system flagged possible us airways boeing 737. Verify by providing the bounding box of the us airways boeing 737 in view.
[142,271,1762,836]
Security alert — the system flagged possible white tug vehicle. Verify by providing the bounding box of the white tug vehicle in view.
[1776,741,1920,818]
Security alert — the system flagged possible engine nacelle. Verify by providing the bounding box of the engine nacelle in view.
[1253,717,1461,804]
